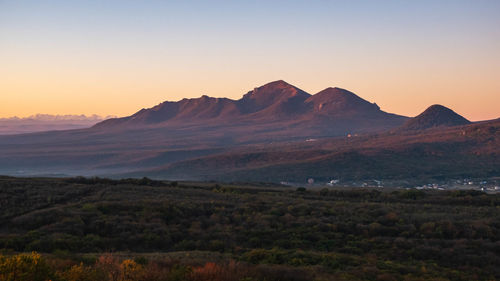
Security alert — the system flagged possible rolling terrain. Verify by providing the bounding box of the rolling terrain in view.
[129,114,500,183]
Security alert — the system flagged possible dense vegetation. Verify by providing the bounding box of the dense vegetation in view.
[1,176,499,280]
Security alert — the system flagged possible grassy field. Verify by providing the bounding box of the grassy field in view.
[1,176,499,280]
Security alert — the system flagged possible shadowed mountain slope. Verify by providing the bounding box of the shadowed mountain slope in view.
[129,119,499,183]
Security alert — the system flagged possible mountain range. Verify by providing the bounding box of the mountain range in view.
[0,114,113,135]
[0,80,497,184]
[92,80,407,142]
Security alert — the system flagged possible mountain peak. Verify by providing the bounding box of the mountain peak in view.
[306,87,380,113]
[314,87,364,99]
[425,104,454,112]
[261,80,295,88]
[400,104,471,131]
[263,79,292,88]
[239,80,311,114]
[244,80,309,98]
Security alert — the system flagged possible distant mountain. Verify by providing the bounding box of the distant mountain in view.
[0,114,114,135]
[0,114,112,122]
[399,104,471,131]
[93,80,408,137]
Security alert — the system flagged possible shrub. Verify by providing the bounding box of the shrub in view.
[60,262,107,281]
[0,252,55,281]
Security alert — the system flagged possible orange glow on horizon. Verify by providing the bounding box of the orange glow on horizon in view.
[1,72,498,121]
[1,1,498,122]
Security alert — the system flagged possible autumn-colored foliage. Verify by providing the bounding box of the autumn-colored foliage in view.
[0,252,316,281]
[60,262,107,281]
[0,252,54,281]
[190,261,250,281]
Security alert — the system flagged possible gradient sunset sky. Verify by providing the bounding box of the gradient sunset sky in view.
[1,0,499,121]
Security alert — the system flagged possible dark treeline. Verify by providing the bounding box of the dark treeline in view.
[1,176,499,280]
[64,176,169,187]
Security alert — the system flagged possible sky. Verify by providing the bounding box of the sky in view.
[1,0,499,121]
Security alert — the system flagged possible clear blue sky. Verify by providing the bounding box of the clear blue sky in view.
[1,0,499,120]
